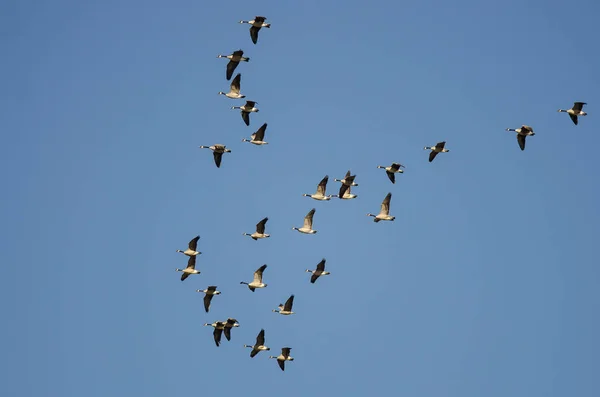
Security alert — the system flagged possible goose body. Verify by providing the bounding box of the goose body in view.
[243,217,270,240]
[240,264,268,292]
[273,295,295,315]
[176,235,201,256]
[331,185,357,199]
[199,144,231,168]
[558,102,587,125]
[505,125,535,151]
[269,347,294,371]
[303,175,332,201]
[244,329,270,358]
[292,208,317,234]
[239,16,271,44]
[176,255,200,281]
[424,141,449,162]
[377,162,405,184]
[219,73,245,99]
[243,123,269,145]
[306,258,330,283]
[217,50,249,80]
[367,192,395,222]
[232,100,259,126]
[196,286,221,313]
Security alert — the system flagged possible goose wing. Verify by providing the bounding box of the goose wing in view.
[254,264,267,283]
[256,329,266,346]
[569,113,578,125]
[186,255,196,270]
[344,170,351,179]
[282,347,292,358]
[521,125,533,133]
[250,347,260,358]
[573,102,586,112]
[254,16,266,23]
[390,163,401,172]
[277,359,285,371]
[316,258,326,272]
[428,150,439,162]
[180,272,190,281]
[316,175,329,195]
[517,134,526,151]
[223,327,231,341]
[344,174,356,185]
[230,73,241,94]
[226,60,239,81]
[284,295,295,311]
[436,141,446,150]
[254,123,267,141]
[380,193,392,215]
[256,217,268,234]
[213,327,223,346]
[386,171,396,184]
[338,183,350,197]
[213,151,223,168]
[250,26,260,44]
[207,285,218,292]
[241,110,250,126]
[203,294,213,313]
[310,273,320,283]
[303,208,315,229]
[188,235,200,251]
[246,100,257,108]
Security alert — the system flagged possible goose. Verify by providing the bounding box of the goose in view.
[176,235,201,256]
[232,100,259,126]
[218,73,245,99]
[334,170,358,198]
[244,329,271,358]
[424,141,449,162]
[306,258,330,283]
[223,318,240,341]
[198,144,231,168]
[240,264,268,292]
[269,347,294,371]
[203,321,226,347]
[196,286,221,313]
[377,162,405,184]
[505,125,535,151]
[239,16,271,44]
[242,123,268,145]
[302,175,332,201]
[217,49,249,81]
[367,192,395,222]
[273,294,295,315]
[176,255,200,281]
[292,208,317,234]
[330,185,357,200]
[243,217,270,240]
[558,102,587,125]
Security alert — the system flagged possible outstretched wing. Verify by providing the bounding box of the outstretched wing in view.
[256,217,268,234]
[277,359,285,371]
[186,255,196,270]
[303,208,315,229]
[380,193,392,215]
[188,235,200,251]
[573,102,586,112]
[256,329,265,346]
[226,60,239,81]
[213,328,223,346]
[316,175,328,195]
[316,258,326,272]
[282,347,292,357]
[310,273,319,283]
[223,327,232,342]
[284,295,295,311]
[390,163,401,171]
[436,141,446,149]
[338,183,350,197]
[254,123,267,141]
[254,264,267,283]
[386,171,395,184]
[250,26,260,44]
[203,294,213,313]
[569,113,578,125]
[246,100,257,108]
[517,134,526,151]
[213,151,223,168]
[180,272,190,282]
[250,348,260,358]
[241,111,250,126]
[428,151,438,162]
[230,73,241,93]
[344,170,351,179]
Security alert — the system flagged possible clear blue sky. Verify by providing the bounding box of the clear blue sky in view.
[1,0,599,396]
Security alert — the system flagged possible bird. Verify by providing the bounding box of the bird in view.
[377,163,405,184]
[334,170,358,198]
[424,141,449,162]
[330,185,357,200]
[242,123,268,145]
[239,16,271,44]
[273,294,295,315]
[196,286,221,313]
[217,50,249,80]
[223,318,240,342]
[243,217,270,240]
[240,264,268,292]
[218,73,245,99]
[198,144,231,168]
[292,208,317,234]
[367,192,395,223]
[176,235,201,256]
[269,347,294,371]
[557,102,587,125]
[302,175,332,201]
[203,321,226,347]
[306,258,330,283]
[232,100,259,126]
[244,329,271,358]
[505,125,535,151]
[176,255,200,281]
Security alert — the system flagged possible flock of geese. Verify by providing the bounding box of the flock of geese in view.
[177,15,589,373]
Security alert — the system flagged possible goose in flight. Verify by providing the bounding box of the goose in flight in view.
[176,235,201,256]
[198,144,231,168]
[306,258,330,283]
[424,141,449,162]
[334,170,358,197]
[239,16,271,44]
[240,264,268,292]
[244,329,271,358]
[223,318,240,342]
[269,347,294,371]
[377,162,405,184]
[242,123,268,145]
[558,102,587,125]
[302,175,332,201]
[243,217,270,240]
[232,100,259,126]
[273,295,295,315]
[196,286,221,313]
[218,73,245,99]
[176,255,200,281]
[505,125,535,151]
[203,321,226,347]
[331,185,357,200]
[292,208,317,234]
[367,192,395,222]
[217,49,249,80]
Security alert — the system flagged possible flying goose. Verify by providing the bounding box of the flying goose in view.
[243,217,270,240]
[334,170,358,197]
[198,144,231,168]
[239,16,271,44]
[505,125,535,151]
[218,73,245,99]
[223,318,240,341]
[217,49,249,81]
[424,141,449,162]
[244,329,270,358]
[203,321,226,347]
[273,294,295,315]
[302,175,332,201]
[558,102,587,125]
[377,162,405,184]
[232,100,259,126]
[240,264,268,292]
[269,347,294,371]
[242,123,268,145]
[196,286,221,313]
[176,235,201,256]
[306,258,330,283]
[367,192,395,222]
[292,208,317,234]
[331,185,357,200]
[176,255,200,281]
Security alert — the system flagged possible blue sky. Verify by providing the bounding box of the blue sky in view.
[1,0,599,395]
